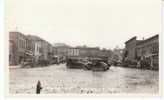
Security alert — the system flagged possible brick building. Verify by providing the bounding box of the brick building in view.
[35,39,51,61]
[67,46,112,58]
[9,32,27,65]
[136,34,159,69]
[26,35,53,61]
[26,35,42,62]
[112,48,123,62]
[124,36,142,62]
[26,36,35,53]
[124,34,159,69]
[9,40,14,65]
[53,43,70,56]
[67,48,80,56]
[78,47,100,57]
[136,35,159,58]
[9,32,53,65]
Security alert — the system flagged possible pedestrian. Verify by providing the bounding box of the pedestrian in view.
[137,60,141,68]
[36,80,43,94]
[150,56,153,70]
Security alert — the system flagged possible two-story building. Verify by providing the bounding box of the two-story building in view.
[9,32,54,65]
[124,36,142,62]
[136,34,159,69]
[9,31,27,65]
[124,34,159,69]
[67,48,80,56]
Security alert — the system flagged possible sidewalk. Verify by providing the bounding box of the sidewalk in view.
[9,65,21,69]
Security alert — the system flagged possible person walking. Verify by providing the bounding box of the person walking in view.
[150,56,153,70]
[36,80,43,94]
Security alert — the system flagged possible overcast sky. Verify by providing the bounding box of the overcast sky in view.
[5,0,161,49]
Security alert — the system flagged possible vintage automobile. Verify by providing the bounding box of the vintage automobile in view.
[21,51,35,68]
[66,58,90,69]
[91,61,109,71]
[66,57,110,71]
[90,58,110,71]
[21,58,35,68]
[51,56,66,64]
[80,59,92,70]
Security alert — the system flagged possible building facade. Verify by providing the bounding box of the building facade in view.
[26,35,53,62]
[9,32,54,65]
[124,34,159,69]
[77,47,101,57]
[67,48,80,56]
[124,36,141,62]
[136,34,159,69]
[9,32,27,65]
[53,45,70,56]
[26,35,42,62]
[112,48,123,62]
[34,41,42,62]
[9,40,14,65]
[136,35,159,58]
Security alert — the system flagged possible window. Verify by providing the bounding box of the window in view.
[152,42,158,54]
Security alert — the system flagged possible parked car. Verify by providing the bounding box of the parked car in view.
[90,58,110,71]
[81,59,92,70]
[91,61,109,71]
[122,59,137,68]
[66,58,89,69]
[21,52,35,68]
[38,59,49,66]
[21,58,35,68]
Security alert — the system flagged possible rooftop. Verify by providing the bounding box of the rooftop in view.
[125,36,137,44]
[136,34,159,45]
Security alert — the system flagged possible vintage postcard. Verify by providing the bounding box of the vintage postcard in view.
[5,0,162,96]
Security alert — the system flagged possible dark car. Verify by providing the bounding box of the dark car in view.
[90,58,110,71]
[81,59,92,70]
[66,58,89,69]
[91,61,109,71]
[21,58,35,68]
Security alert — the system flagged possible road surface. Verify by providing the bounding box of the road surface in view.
[9,64,159,94]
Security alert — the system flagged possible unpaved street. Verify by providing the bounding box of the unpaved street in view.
[9,64,159,94]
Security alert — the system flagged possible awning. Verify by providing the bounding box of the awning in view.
[25,50,33,56]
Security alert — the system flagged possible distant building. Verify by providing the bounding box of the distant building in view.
[112,48,123,62]
[53,43,71,56]
[53,47,58,56]
[67,48,80,56]
[53,43,68,47]
[78,47,100,57]
[67,46,112,59]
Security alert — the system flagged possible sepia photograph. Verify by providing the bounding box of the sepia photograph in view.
[4,0,162,96]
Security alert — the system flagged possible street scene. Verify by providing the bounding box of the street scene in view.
[9,32,159,94]
[7,0,161,95]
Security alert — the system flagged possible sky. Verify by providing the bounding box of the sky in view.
[5,0,162,49]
